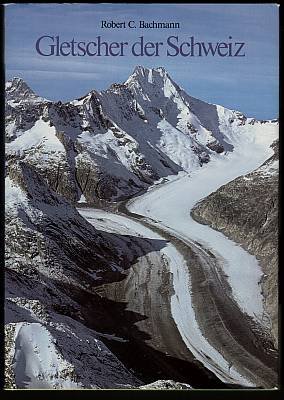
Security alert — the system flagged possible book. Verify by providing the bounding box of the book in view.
[4,2,279,390]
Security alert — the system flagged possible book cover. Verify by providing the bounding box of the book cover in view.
[4,2,279,391]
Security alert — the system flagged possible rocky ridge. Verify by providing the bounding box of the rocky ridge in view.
[6,67,277,206]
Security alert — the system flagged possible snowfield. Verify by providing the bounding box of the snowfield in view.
[6,119,65,154]
[13,322,81,389]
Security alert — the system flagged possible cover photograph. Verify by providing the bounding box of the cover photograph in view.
[4,2,279,390]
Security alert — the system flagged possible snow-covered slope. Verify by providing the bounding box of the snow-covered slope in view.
[6,67,278,205]
[5,161,143,388]
[6,77,47,107]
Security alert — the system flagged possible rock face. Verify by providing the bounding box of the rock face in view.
[191,141,279,348]
[5,161,128,285]
[5,161,142,388]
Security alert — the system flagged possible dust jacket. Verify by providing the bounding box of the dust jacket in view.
[4,2,279,392]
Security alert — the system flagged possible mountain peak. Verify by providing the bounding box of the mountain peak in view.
[6,77,33,92]
[5,77,47,105]
[124,65,182,107]
[125,66,177,91]
[131,65,169,80]
[155,66,167,75]
[133,65,147,74]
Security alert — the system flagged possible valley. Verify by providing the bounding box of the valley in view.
[5,66,279,389]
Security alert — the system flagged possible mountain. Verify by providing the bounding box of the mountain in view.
[6,66,278,206]
[5,67,279,388]
[5,77,47,106]
[5,160,144,388]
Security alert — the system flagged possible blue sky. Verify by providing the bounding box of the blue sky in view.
[5,3,279,119]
